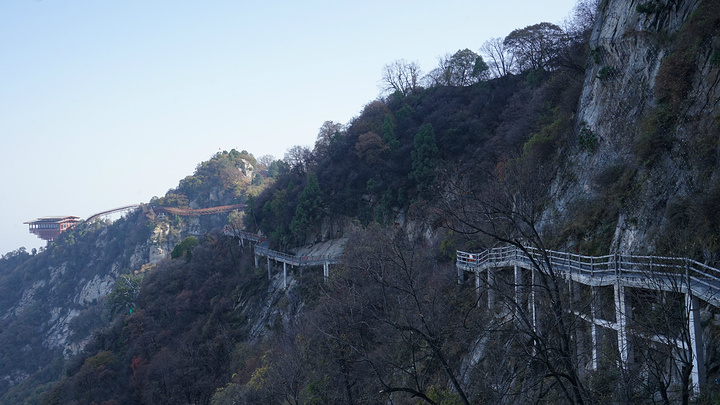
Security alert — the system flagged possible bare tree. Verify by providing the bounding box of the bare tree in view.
[283,145,313,176]
[439,159,591,404]
[380,59,422,96]
[504,22,565,72]
[426,49,488,87]
[563,0,600,41]
[312,225,482,404]
[622,266,705,405]
[480,37,517,78]
[256,154,275,170]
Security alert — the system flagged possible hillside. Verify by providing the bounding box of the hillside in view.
[2,0,720,403]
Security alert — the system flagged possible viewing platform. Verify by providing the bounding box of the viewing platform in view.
[23,216,81,242]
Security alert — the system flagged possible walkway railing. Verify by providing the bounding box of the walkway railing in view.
[457,246,720,307]
[254,245,341,267]
[224,228,341,267]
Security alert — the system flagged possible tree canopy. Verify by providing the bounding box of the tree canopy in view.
[503,22,565,72]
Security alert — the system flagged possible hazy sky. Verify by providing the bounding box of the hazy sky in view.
[0,0,579,255]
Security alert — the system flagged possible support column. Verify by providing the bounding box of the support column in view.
[569,279,586,378]
[254,253,259,268]
[323,262,329,283]
[614,283,631,365]
[514,265,522,307]
[475,271,481,306]
[267,257,271,280]
[590,286,600,371]
[686,292,706,395]
[487,267,495,310]
[283,262,287,289]
[457,265,464,285]
[531,269,538,335]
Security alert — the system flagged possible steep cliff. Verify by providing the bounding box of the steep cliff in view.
[0,150,257,401]
[552,0,720,258]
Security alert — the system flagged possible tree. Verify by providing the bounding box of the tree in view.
[440,159,592,404]
[289,173,324,242]
[504,22,565,72]
[409,123,440,197]
[355,132,389,164]
[305,224,479,404]
[171,236,199,261]
[257,154,275,170]
[314,121,344,156]
[380,59,422,96]
[284,145,313,176]
[381,114,399,152]
[106,274,143,315]
[426,49,488,86]
[480,37,517,78]
[557,0,601,72]
[563,0,600,41]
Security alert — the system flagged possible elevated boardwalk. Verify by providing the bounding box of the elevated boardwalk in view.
[224,228,342,288]
[457,246,720,307]
[457,245,720,395]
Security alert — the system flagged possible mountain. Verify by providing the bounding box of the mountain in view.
[2,0,720,403]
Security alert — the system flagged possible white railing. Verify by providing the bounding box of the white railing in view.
[457,246,720,306]
[224,228,340,266]
[222,227,264,242]
[255,245,340,266]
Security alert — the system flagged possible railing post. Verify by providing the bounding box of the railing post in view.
[614,253,619,277]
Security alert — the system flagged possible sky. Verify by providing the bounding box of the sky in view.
[0,0,579,255]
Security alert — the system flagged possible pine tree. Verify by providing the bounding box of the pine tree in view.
[290,173,324,242]
[409,123,439,197]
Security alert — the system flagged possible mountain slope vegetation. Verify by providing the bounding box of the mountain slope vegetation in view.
[3,0,720,403]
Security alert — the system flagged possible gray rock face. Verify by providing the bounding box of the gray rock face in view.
[552,0,720,254]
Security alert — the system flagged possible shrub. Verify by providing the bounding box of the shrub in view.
[636,2,657,14]
[578,123,599,152]
[711,50,720,66]
[596,65,615,81]
[171,236,199,260]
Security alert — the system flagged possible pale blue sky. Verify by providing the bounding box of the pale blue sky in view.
[0,0,579,255]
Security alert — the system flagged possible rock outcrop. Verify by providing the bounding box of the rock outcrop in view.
[553,0,720,254]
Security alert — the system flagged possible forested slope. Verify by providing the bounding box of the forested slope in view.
[4,0,720,403]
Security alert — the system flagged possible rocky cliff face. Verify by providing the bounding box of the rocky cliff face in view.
[553,0,720,255]
[0,209,223,396]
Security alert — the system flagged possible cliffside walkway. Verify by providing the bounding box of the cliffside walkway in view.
[85,203,246,222]
[153,204,246,217]
[456,245,720,395]
[224,228,341,288]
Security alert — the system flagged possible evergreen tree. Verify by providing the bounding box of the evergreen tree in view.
[382,114,400,152]
[290,173,325,241]
[409,123,440,197]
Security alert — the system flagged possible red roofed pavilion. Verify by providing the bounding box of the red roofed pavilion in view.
[24,216,80,242]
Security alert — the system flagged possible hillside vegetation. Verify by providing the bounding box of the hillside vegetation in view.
[3,0,720,403]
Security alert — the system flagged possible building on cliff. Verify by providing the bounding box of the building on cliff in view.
[24,216,80,242]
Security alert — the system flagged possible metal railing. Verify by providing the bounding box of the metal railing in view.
[254,245,340,267]
[225,228,340,266]
[457,246,720,306]
[223,228,264,243]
